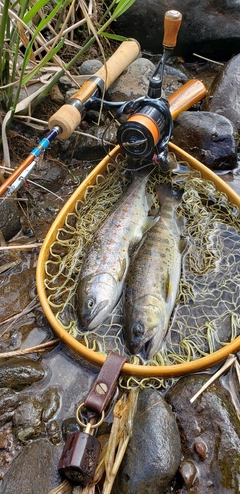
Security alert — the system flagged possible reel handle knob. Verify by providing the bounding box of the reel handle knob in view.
[163,10,182,50]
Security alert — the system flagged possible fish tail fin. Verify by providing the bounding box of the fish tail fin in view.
[155,183,182,204]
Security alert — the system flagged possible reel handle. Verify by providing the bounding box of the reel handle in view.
[48,39,140,139]
[169,79,207,119]
[163,10,182,50]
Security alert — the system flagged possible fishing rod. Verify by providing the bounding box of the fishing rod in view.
[0,11,206,197]
[0,39,140,197]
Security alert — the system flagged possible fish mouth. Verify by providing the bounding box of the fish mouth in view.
[144,337,154,359]
[129,335,154,360]
[85,300,109,328]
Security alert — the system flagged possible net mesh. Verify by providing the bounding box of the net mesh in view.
[43,152,240,384]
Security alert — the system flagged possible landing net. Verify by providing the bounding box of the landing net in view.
[44,153,240,385]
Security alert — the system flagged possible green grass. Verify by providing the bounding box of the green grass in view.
[0,0,136,116]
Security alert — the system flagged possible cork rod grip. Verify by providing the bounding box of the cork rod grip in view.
[168,79,207,120]
[163,10,182,49]
[48,39,140,139]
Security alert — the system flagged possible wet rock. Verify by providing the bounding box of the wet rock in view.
[179,460,198,489]
[203,54,240,132]
[32,158,67,193]
[0,426,17,480]
[0,389,21,427]
[13,396,44,442]
[42,387,61,422]
[79,59,103,75]
[112,388,181,494]
[0,200,21,241]
[0,438,62,493]
[166,373,240,493]
[62,121,119,161]
[0,357,45,391]
[172,111,238,170]
[46,420,61,445]
[115,0,240,59]
[107,58,157,101]
[61,417,81,440]
[0,329,22,353]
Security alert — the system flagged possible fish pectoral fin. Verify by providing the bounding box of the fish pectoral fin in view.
[117,257,127,281]
[179,237,188,255]
[143,214,159,234]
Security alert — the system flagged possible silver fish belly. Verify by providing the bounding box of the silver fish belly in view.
[124,186,183,359]
[77,173,156,329]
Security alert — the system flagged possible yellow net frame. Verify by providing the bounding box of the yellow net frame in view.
[36,143,240,379]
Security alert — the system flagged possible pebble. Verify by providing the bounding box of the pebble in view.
[0,357,45,391]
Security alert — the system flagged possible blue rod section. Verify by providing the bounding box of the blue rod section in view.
[31,126,61,158]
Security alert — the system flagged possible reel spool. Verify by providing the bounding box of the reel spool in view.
[116,98,172,159]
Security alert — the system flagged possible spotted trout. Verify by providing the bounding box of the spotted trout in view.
[77,173,157,329]
[123,184,184,359]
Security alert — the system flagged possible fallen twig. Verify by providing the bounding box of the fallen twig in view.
[103,389,139,494]
[47,479,73,494]
[0,243,42,251]
[190,354,236,403]
[0,338,60,358]
[0,296,39,328]
[193,53,224,66]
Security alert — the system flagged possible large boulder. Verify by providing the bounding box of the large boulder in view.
[172,111,238,170]
[203,54,240,132]
[115,0,240,59]
[112,389,181,494]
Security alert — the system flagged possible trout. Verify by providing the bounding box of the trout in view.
[77,173,157,329]
[123,184,184,359]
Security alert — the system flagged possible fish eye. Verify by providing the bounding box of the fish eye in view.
[132,323,144,337]
[85,297,95,310]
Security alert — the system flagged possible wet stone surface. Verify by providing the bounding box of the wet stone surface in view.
[172,111,238,170]
[0,439,63,494]
[112,388,182,494]
[165,374,240,493]
[0,357,45,391]
[203,53,240,132]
